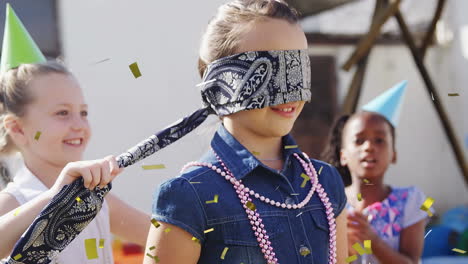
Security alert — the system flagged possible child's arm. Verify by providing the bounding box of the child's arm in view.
[348,211,424,264]
[335,209,349,264]
[144,221,201,264]
[106,193,151,246]
[0,155,121,258]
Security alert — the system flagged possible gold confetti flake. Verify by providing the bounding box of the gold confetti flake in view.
[252,151,260,156]
[34,131,41,140]
[357,193,362,202]
[151,218,161,228]
[299,247,311,256]
[142,164,166,170]
[76,197,82,203]
[189,181,202,184]
[448,93,460,96]
[364,240,372,254]
[246,201,256,211]
[149,246,155,251]
[204,228,214,234]
[318,166,323,175]
[345,255,357,263]
[129,62,142,78]
[284,145,298,149]
[206,194,219,204]
[300,173,310,188]
[420,197,435,217]
[191,236,200,244]
[13,254,22,260]
[164,228,171,233]
[99,239,105,248]
[146,253,160,262]
[220,247,229,259]
[13,208,20,216]
[363,179,370,184]
[84,238,98,259]
[452,248,466,254]
[352,242,366,255]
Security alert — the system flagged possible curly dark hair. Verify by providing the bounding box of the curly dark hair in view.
[321,112,396,187]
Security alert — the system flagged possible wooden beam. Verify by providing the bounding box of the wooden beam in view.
[393,9,468,183]
[342,0,401,71]
[341,57,369,114]
[419,0,447,59]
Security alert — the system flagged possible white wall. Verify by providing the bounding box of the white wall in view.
[59,0,226,213]
[59,0,466,215]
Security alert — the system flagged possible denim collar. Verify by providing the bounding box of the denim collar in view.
[210,125,304,180]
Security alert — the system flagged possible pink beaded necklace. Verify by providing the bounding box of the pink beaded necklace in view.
[181,151,337,264]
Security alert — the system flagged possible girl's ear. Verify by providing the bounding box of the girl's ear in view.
[4,114,27,146]
[339,149,347,166]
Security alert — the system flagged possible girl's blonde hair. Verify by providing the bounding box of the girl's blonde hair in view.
[198,0,300,78]
[0,61,70,154]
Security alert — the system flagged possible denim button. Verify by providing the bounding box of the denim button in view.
[299,245,311,256]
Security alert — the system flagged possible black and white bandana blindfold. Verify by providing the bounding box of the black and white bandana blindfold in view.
[6,49,311,263]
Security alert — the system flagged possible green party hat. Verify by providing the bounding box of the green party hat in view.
[0,3,46,73]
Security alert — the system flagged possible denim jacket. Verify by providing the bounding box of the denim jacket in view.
[152,125,346,263]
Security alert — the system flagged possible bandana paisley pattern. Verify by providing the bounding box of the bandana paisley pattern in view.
[201,49,311,116]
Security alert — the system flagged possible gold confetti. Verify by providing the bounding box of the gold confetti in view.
[300,173,310,188]
[151,218,161,228]
[420,197,435,217]
[149,246,155,251]
[346,255,357,263]
[129,62,142,78]
[164,228,171,233]
[146,253,160,262]
[352,242,366,255]
[76,197,82,203]
[99,239,105,248]
[191,236,200,244]
[252,151,260,156]
[13,208,20,216]
[189,181,202,184]
[206,194,219,204]
[284,145,298,149]
[142,164,166,170]
[204,228,214,234]
[448,93,460,96]
[364,240,372,254]
[300,247,311,256]
[363,179,370,184]
[13,254,22,261]
[220,247,229,259]
[34,131,41,140]
[246,201,256,211]
[318,166,323,175]
[452,248,466,254]
[84,238,98,259]
[357,193,362,202]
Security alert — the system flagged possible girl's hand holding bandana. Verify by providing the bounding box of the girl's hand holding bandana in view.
[50,155,122,194]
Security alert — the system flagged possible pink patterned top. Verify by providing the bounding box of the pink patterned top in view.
[348,186,431,264]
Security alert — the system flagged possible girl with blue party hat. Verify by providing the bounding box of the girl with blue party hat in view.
[0,4,149,263]
[322,81,432,264]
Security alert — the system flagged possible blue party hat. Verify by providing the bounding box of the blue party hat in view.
[361,80,407,126]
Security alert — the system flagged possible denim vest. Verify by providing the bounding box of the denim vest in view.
[152,125,346,263]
